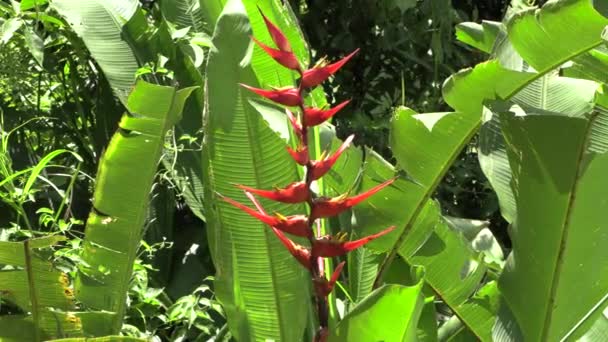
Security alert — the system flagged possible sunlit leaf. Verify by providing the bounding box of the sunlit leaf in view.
[75,80,195,333]
[330,283,425,341]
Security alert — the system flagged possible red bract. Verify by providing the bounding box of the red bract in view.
[313,261,345,297]
[237,181,309,203]
[312,226,395,258]
[310,178,395,219]
[304,100,350,127]
[286,109,303,140]
[234,11,395,341]
[222,195,309,237]
[252,37,300,71]
[309,135,354,180]
[258,8,292,52]
[271,227,311,268]
[301,49,359,88]
[287,145,309,165]
[240,84,301,106]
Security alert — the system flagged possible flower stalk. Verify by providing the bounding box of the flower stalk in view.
[222,10,395,341]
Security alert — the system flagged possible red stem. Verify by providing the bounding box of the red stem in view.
[294,68,330,342]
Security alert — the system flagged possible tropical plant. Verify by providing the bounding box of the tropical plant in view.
[215,8,404,340]
[441,1,608,339]
[3,0,608,341]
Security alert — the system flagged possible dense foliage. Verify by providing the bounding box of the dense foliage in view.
[290,0,512,243]
[1,0,608,341]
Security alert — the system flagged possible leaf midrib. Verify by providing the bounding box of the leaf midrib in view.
[540,112,597,341]
[376,117,481,289]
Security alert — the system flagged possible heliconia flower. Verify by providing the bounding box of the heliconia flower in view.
[309,135,354,180]
[252,37,301,71]
[313,261,345,297]
[286,109,303,140]
[271,226,311,268]
[222,195,310,237]
[258,8,292,52]
[304,100,350,127]
[312,226,395,258]
[301,49,359,88]
[310,178,395,219]
[287,145,309,165]
[237,181,309,203]
[240,84,301,106]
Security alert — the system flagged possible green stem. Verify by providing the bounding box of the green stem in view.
[54,163,81,225]
[23,240,41,342]
[312,126,338,328]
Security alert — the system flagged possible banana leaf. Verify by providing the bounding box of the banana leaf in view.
[0,236,116,340]
[496,86,608,341]
[74,80,195,333]
[53,0,208,221]
[202,0,310,340]
[329,283,425,342]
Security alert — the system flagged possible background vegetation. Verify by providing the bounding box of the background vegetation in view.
[289,0,511,242]
[2,0,607,341]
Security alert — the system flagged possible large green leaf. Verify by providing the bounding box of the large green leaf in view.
[358,3,608,339]
[54,0,208,222]
[160,0,206,33]
[0,236,102,341]
[329,283,425,342]
[308,105,490,338]
[438,3,608,339]
[455,20,501,54]
[348,108,479,255]
[479,73,598,224]
[385,110,490,337]
[400,214,493,340]
[445,0,608,117]
[51,0,140,104]
[458,1,606,225]
[496,88,608,341]
[444,0,608,226]
[202,0,309,340]
[75,80,195,333]
[381,108,479,246]
[337,113,491,339]
[507,0,608,74]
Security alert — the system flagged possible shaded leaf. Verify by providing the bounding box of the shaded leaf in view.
[497,91,608,340]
